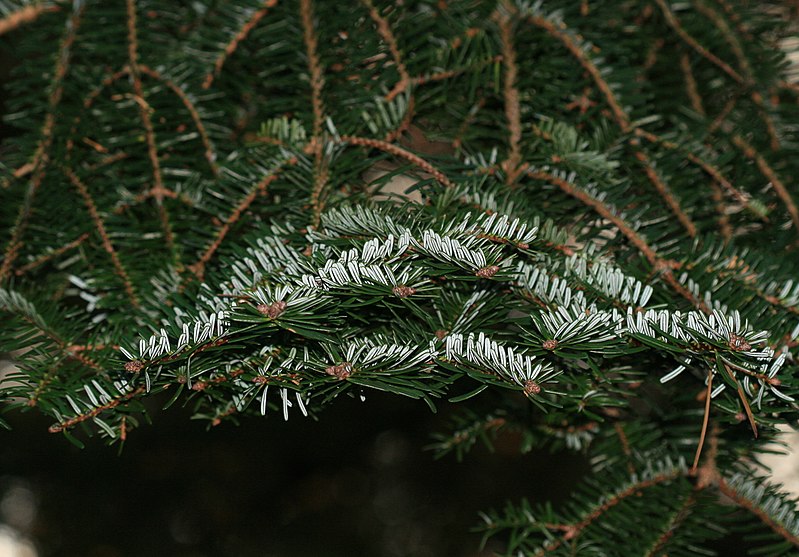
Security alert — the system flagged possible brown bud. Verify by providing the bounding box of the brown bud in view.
[728,333,751,352]
[392,285,416,298]
[542,339,558,351]
[434,329,448,340]
[476,265,500,278]
[124,360,144,373]
[256,300,287,319]
[326,362,353,380]
[523,380,541,396]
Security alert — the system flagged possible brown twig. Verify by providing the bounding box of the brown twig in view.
[614,422,636,475]
[410,55,502,87]
[707,93,739,135]
[362,0,410,102]
[126,0,176,257]
[494,1,523,185]
[15,233,89,276]
[692,369,714,473]
[383,94,415,143]
[644,492,697,556]
[202,0,278,89]
[631,145,697,237]
[653,0,744,84]
[731,135,799,233]
[634,129,761,220]
[527,170,706,311]
[49,386,147,433]
[0,3,60,36]
[300,0,328,228]
[656,0,780,149]
[718,477,799,548]
[0,6,84,282]
[709,177,733,241]
[188,158,297,280]
[535,470,683,556]
[139,64,218,176]
[722,362,757,438]
[342,135,455,189]
[65,168,139,308]
[527,14,697,237]
[680,51,706,115]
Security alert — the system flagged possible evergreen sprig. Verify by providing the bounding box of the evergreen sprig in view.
[2,0,799,553]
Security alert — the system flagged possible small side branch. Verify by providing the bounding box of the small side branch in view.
[342,135,455,188]
[494,1,523,184]
[361,0,410,102]
[1,6,84,282]
[653,0,743,84]
[527,14,697,237]
[15,233,89,276]
[125,0,176,260]
[644,492,697,556]
[139,64,218,176]
[188,158,297,280]
[300,0,328,228]
[49,386,146,433]
[527,170,706,310]
[202,0,279,89]
[0,3,60,36]
[536,470,683,556]
[65,168,139,308]
[679,51,705,115]
[718,478,799,548]
[731,135,799,233]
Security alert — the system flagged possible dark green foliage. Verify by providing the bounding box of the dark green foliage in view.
[2,0,799,554]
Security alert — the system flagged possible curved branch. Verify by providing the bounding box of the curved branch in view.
[526,14,697,237]
[139,64,219,176]
[341,135,455,189]
[494,1,523,184]
[1,5,84,282]
[361,0,410,102]
[0,3,60,36]
[718,478,799,549]
[202,0,279,89]
[535,470,684,556]
[65,168,139,308]
[527,169,706,310]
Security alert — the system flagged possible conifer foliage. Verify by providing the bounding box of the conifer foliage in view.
[2,0,799,553]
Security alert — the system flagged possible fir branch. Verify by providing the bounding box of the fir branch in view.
[634,128,762,219]
[201,0,279,90]
[679,51,706,116]
[188,157,298,280]
[526,11,697,237]
[718,475,799,549]
[125,0,176,257]
[48,386,146,434]
[0,2,59,36]
[0,4,84,282]
[493,1,523,185]
[643,492,698,557]
[65,167,139,308]
[653,0,744,84]
[14,232,89,276]
[654,0,781,150]
[341,135,455,188]
[533,468,685,556]
[526,169,704,310]
[731,134,799,233]
[361,0,410,102]
[138,64,218,176]
[300,0,328,228]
